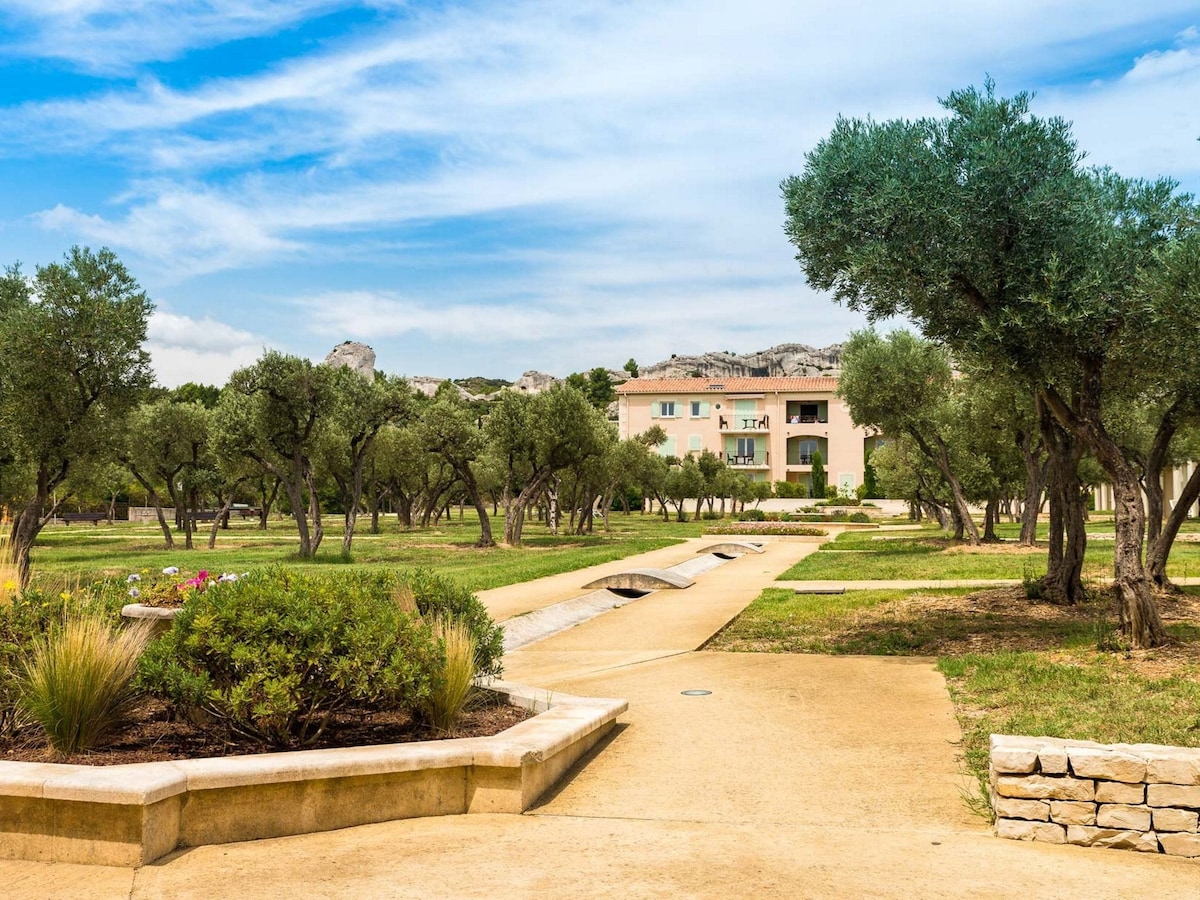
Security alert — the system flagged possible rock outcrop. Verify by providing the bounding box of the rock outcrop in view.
[638,343,843,380]
[323,341,376,380]
[511,370,560,394]
[408,376,477,401]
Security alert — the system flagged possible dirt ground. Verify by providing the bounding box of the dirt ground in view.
[853,586,1200,671]
[1,695,530,765]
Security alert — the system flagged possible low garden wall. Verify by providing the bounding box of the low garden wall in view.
[0,681,625,867]
[990,734,1200,859]
[127,506,173,523]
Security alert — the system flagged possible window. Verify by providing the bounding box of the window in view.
[688,435,702,452]
[737,437,756,458]
[690,400,710,418]
[798,439,818,465]
[652,400,678,418]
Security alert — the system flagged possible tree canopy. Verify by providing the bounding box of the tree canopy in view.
[0,247,154,582]
[783,81,1199,647]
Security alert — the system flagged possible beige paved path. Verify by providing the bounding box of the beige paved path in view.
[7,536,1200,897]
[477,536,734,621]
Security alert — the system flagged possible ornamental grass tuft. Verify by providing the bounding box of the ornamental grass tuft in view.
[21,615,151,754]
[0,520,17,607]
[422,614,479,735]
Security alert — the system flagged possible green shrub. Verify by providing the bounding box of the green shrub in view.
[701,510,723,521]
[773,481,804,499]
[1022,563,1045,601]
[848,511,871,523]
[765,512,782,522]
[737,508,767,521]
[824,485,838,500]
[422,614,478,734]
[21,615,151,754]
[139,569,441,747]
[401,568,504,679]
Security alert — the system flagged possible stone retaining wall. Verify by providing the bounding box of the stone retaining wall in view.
[990,734,1200,859]
[0,681,625,866]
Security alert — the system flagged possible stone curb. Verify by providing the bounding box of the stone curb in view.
[0,681,626,867]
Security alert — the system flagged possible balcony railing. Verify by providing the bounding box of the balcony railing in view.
[718,414,769,431]
[726,451,769,467]
[784,415,828,425]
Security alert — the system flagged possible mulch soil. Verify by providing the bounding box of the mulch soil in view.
[1,696,532,766]
[844,586,1200,671]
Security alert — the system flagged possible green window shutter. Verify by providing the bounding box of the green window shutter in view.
[651,401,660,418]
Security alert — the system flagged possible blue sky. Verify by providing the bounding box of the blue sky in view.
[0,1,1197,387]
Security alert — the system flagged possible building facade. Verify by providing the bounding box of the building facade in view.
[615,376,877,494]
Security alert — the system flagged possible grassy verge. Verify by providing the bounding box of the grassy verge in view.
[25,512,704,593]
[710,584,1200,815]
[776,525,1200,582]
[940,649,1200,810]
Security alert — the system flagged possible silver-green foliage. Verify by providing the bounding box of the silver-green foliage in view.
[138,569,440,747]
[138,568,504,747]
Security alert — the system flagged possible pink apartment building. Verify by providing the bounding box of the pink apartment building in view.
[615,377,878,495]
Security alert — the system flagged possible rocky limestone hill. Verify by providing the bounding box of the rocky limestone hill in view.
[330,341,843,402]
[323,341,376,379]
[638,343,843,379]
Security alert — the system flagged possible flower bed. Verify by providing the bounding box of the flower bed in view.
[704,522,827,537]
[0,681,626,866]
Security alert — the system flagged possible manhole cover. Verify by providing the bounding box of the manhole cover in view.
[680,689,712,696]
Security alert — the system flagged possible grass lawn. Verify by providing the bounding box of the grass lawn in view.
[776,522,1200,582]
[25,511,705,593]
[709,583,1200,814]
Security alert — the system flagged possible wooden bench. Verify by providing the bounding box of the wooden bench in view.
[186,511,220,523]
[61,512,107,526]
[231,508,262,519]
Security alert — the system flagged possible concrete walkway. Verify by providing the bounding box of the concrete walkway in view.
[6,538,1200,898]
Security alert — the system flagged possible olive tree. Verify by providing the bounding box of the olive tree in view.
[485,384,610,545]
[782,83,1194,646]
[0,248,153,584]
[217,352,336,558]
[838,330,981,542]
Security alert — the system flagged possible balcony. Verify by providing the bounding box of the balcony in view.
[718,414,769,432]
[786,436,827,466]
[784,415,828,425]
[726,451,769,468]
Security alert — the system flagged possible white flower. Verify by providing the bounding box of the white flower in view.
[126,573,141,583]
[241,572,250,578]
[163,566,179,575]
[218,573,238,582]
[128,587,141,599]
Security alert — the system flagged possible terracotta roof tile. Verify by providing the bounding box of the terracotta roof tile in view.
[616,376,838,394]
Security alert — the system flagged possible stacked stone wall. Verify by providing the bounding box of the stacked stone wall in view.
[990,734,1200,858]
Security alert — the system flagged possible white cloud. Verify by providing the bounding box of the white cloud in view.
[35,187,302,279]
[1125,46,1200,83]
[146,310,266,386]
[0,0,346,73]
[6,1,1200,381]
